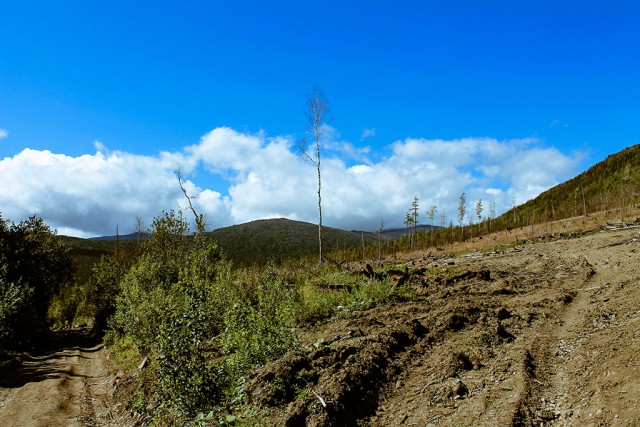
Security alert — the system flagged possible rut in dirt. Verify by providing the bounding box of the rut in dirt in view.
[0,328,120,427]
[0,328,102,387]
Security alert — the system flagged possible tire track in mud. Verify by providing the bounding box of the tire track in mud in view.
[512,232,640,426]
[533,285,592,425]
[512,255,595,426]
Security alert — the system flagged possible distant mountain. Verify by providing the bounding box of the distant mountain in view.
[497,144,640,228]
[89,232,145,241]
[209,218,379,266]
[63,218,382,267]
[57,235,120,256]
[379,224,439,239]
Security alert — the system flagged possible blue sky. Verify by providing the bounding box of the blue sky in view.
[1,1,638,237]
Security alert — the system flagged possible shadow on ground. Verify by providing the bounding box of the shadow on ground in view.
[0,327,103,388]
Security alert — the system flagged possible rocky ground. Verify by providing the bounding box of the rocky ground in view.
[245,225,640,426]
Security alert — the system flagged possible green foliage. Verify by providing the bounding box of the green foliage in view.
[108,211,300,418]
[100,211,414,424]
[222,266,297,374]
[0,275,33,346]
[103,333,141,371]
[48,281,88,328]
[109,212,226,412]
[294,285,344,324]
[210,218,378,267]
[291,264,413,325]
[90,254,127,328]
[349,278,396,309]
[458,192,466,225]
[0,214,74,347]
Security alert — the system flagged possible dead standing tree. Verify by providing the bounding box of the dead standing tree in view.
[175,168,206,234]
[299,88,329,265]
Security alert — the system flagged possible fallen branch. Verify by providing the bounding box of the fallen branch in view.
[323,254,352,272]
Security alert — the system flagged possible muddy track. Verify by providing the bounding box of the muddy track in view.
[246,227,640,426]
[0,329,126,427]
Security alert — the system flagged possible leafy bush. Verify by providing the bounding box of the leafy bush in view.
[222,266,297,374]
[105,210,306,419]
[0,275,33,346]
[109,211,233,414]
[0,214,74,347]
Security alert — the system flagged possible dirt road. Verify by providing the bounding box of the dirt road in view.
[0,329,121,427]
[245,226,640,426]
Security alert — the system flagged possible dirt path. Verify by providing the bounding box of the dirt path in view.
[0,329,123,427]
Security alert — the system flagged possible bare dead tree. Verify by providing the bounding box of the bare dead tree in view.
[426,205,437,245]
[174,168,206,234]
[134,216,146,241]
[378,218,384,261]
[298,88,329,265]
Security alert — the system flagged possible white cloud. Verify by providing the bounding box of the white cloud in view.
[0,128,582,236]
[360,128,376,141]
[0,129,8,139]
[322,125,372,164]
[0,147,226,236]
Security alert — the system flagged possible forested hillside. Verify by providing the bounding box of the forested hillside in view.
[209,218,378,266]
[496,144,640,229]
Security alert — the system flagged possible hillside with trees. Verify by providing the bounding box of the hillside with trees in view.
[496,144,640,230]
[209,218,378,266]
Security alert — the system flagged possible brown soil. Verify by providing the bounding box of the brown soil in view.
[0,328,131,426]
[245,225,640,426]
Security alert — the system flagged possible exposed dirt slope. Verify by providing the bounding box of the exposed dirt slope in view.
[0,329,129,426]
[245,226,640,426]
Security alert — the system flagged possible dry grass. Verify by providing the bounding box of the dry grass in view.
[390,205,640,261]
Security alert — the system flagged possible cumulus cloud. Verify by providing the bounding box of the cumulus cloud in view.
[0,128,582,237]
[0,129,8,139]
[0,147,227,237]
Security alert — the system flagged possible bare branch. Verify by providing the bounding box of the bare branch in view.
[297,137,317,165]
[174,168,206,234]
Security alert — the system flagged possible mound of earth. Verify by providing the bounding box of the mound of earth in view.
[244,226,640,426]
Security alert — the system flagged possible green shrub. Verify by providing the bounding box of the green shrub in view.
[0,276,33,347]
[222,265,297,374]
[108,211,234,414]
[0,214,74,347]
[103,210,413,423]
[294,285,344,324]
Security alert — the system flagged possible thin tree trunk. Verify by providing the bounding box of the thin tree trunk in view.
[317,143,322,264]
